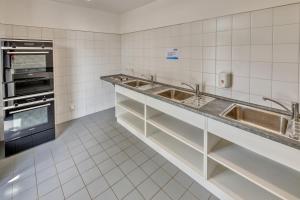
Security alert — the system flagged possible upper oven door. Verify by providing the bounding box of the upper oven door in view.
[3,49,53,82]
[4,100,55,142]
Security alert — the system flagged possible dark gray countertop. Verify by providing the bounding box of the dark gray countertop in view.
[101,74,300,150]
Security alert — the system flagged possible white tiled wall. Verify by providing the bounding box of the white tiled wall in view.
[121,3,300,109]
[0,24,121,125]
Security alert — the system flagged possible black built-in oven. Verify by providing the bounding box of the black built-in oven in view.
[1,40,54,98]
[3,92,55,156]
[1,39,55,156]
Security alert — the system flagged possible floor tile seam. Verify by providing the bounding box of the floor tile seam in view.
[64,137,94,200]
[36,148,64,199]
[82,129,126,200]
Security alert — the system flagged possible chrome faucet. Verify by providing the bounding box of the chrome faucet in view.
[142,74,155,84]
[262,97,299,121]
[181,83,200,97]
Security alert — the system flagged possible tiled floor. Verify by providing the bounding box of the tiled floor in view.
[0,108,218,200]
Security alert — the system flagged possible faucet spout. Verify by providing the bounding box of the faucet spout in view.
[262,97,299,120]
[181,83,200,97]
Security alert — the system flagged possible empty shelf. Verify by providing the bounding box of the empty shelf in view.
[148,113,204,153]
[118,113,144,136]
[149,131,203,175]
[118,100,144,119]
[209,141,300,200]
[210,166,281,200]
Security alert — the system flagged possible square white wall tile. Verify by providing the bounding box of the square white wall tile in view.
[232,29,250,45]
[232,61,249,77]
[203,19,217,33]
[216,46,231,60]
[250,62,272,79]
[251,45,272,62]
[203,60,216,73]
[251,8,273,28]
[273,44,299,62]
[251,27,272,45]
[217,16,232,31]
[202,33,216,46]
[217,31,231,46]
[250,79,272,96]
[272,81,298,101]
[216,61,231,74]
[232,45,250,61]
[272,63,298,82]
[232,76,250,93]
[273,4,300,25]
[273,24,299,44]
[191,21,203,34]
[232,13,251,29]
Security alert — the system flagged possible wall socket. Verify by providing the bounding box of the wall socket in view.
[70,104,75,111]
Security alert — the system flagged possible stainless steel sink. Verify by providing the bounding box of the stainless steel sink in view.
[111,75,131,82]
[156,89,194,101]
[123,80,150,88]
[221,104,289,135]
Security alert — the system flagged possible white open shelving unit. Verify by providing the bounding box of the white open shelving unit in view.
[147,123,204,175]
[114,85,300,200]
[147,107,204,153]
[208,139,300,200]
[208,164,281,200]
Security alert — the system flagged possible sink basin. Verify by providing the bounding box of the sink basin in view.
[156,89,194,101]
[221,104,289,135]
[123,80,150,88]
[111,75,131,82]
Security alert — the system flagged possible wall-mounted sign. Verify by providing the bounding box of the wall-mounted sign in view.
[166,48,179,60]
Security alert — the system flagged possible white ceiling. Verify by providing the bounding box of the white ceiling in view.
[51,0,156,13]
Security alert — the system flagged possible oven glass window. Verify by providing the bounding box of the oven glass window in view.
[11,55,47,72]
[12,107,48,131]
[15,79,52,95]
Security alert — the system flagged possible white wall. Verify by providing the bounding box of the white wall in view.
[0,0,122,140]
[121,0,300,33]
[122,3,300,109]
[0,0,120,33]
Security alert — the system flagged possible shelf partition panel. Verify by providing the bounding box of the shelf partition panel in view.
[209,165,281,200]
[149,129,203,175]
[117,99,144,120]
[147,113,204,153]
[208,140,300,200]
[118,112,144,136]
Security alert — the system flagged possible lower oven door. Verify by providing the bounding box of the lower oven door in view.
[4,101,55,142]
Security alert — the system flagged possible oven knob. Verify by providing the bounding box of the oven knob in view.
[42,98,47,101]
[14,103,18,107]
[12,43,16,48]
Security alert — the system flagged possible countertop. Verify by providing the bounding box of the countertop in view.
[101,74,300,150]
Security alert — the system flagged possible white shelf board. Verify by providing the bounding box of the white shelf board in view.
[209,141,300,200]
[117,100,144,119]
[149,131,203,175]
[148,113,204,153]
[118,113,144,136]
[210,166,281,200]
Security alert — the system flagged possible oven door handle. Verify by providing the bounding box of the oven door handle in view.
[6,51,49,55]
[9,103,51,114]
